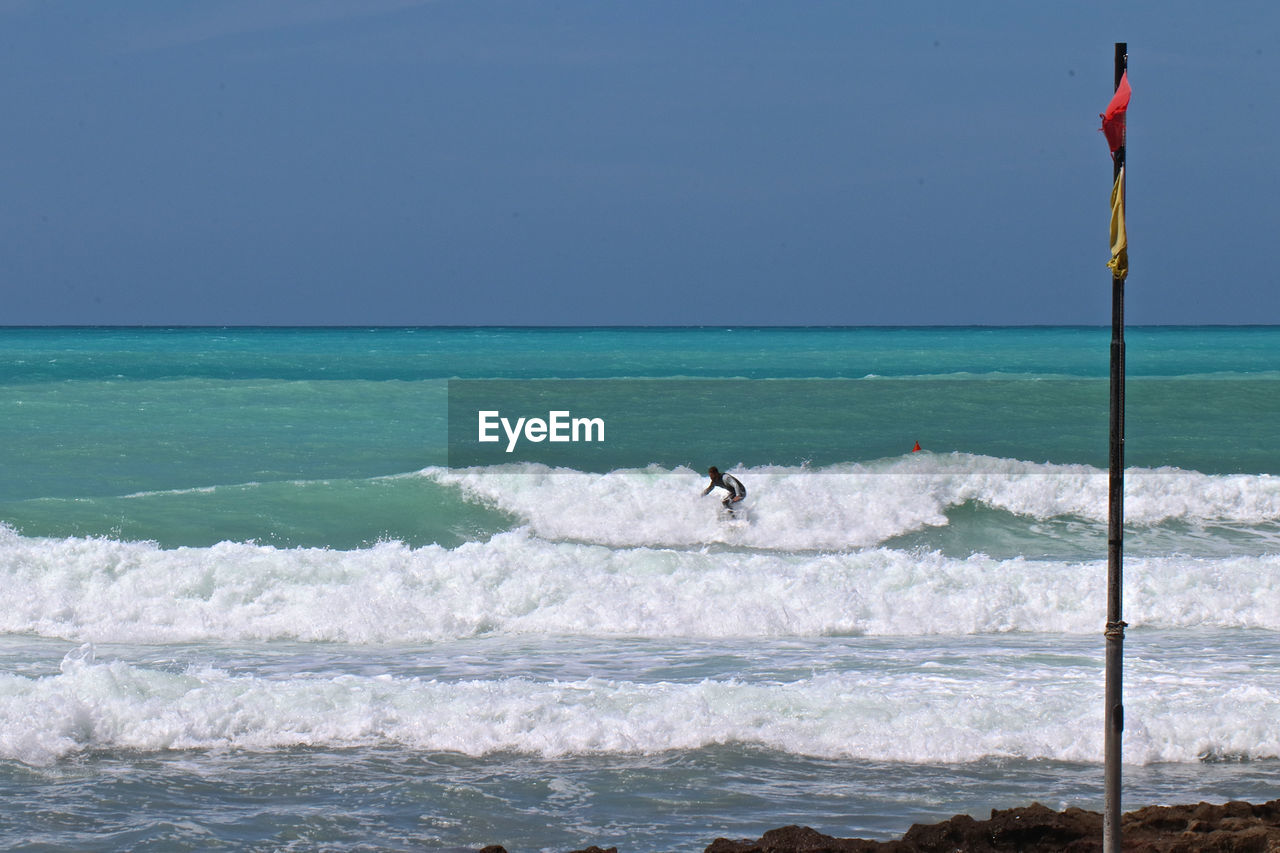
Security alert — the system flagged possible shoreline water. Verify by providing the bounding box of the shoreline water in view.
[8,744,1280,850]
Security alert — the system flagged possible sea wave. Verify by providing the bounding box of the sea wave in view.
[3,523,1280,643]
[9,454,1280,553]
[1,642,1274,767]
[428,454,1280,550]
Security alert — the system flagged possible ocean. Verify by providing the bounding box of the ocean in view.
[2,326,1280,851]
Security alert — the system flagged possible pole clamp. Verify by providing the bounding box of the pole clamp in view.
[1104,620,1128,640]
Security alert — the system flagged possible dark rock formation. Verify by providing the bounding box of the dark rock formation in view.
[705,823,883,852]
[704,799,1280,853]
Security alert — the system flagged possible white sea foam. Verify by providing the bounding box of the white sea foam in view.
[1,644,1275,766]
[3,523,1280,643]
[426,455,1280,550]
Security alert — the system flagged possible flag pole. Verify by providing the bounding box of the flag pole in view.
[1103,40,1128,853]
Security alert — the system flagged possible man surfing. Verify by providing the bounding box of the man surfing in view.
[701,466,746,514]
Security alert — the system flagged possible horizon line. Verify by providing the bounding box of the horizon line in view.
[2,323,1276,331]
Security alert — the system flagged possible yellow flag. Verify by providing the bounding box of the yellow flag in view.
[1107,166,1128,280]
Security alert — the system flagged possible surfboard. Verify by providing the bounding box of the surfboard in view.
[718,505,749,524]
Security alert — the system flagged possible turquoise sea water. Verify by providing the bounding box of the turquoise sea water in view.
[3,326,1280,850]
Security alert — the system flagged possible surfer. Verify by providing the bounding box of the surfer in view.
[702,466,746,512]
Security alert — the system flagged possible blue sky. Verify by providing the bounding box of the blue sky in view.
[1,1,1276,325]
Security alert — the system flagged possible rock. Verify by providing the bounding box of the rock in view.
[900,801,1103,852]
[700,799,1280,853]
[705,824,883,852]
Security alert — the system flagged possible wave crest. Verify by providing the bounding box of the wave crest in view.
[4,526,1280,643]
[4,648,1276,767]
[428,454,1280,550]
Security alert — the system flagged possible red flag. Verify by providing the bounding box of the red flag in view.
[1100,71,1131,154]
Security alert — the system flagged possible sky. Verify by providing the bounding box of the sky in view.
[0,1,1276,326]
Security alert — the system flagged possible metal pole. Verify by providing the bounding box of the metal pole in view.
[1103,40,1128,853]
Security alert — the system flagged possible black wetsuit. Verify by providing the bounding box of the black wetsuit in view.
[703,472,746,507]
